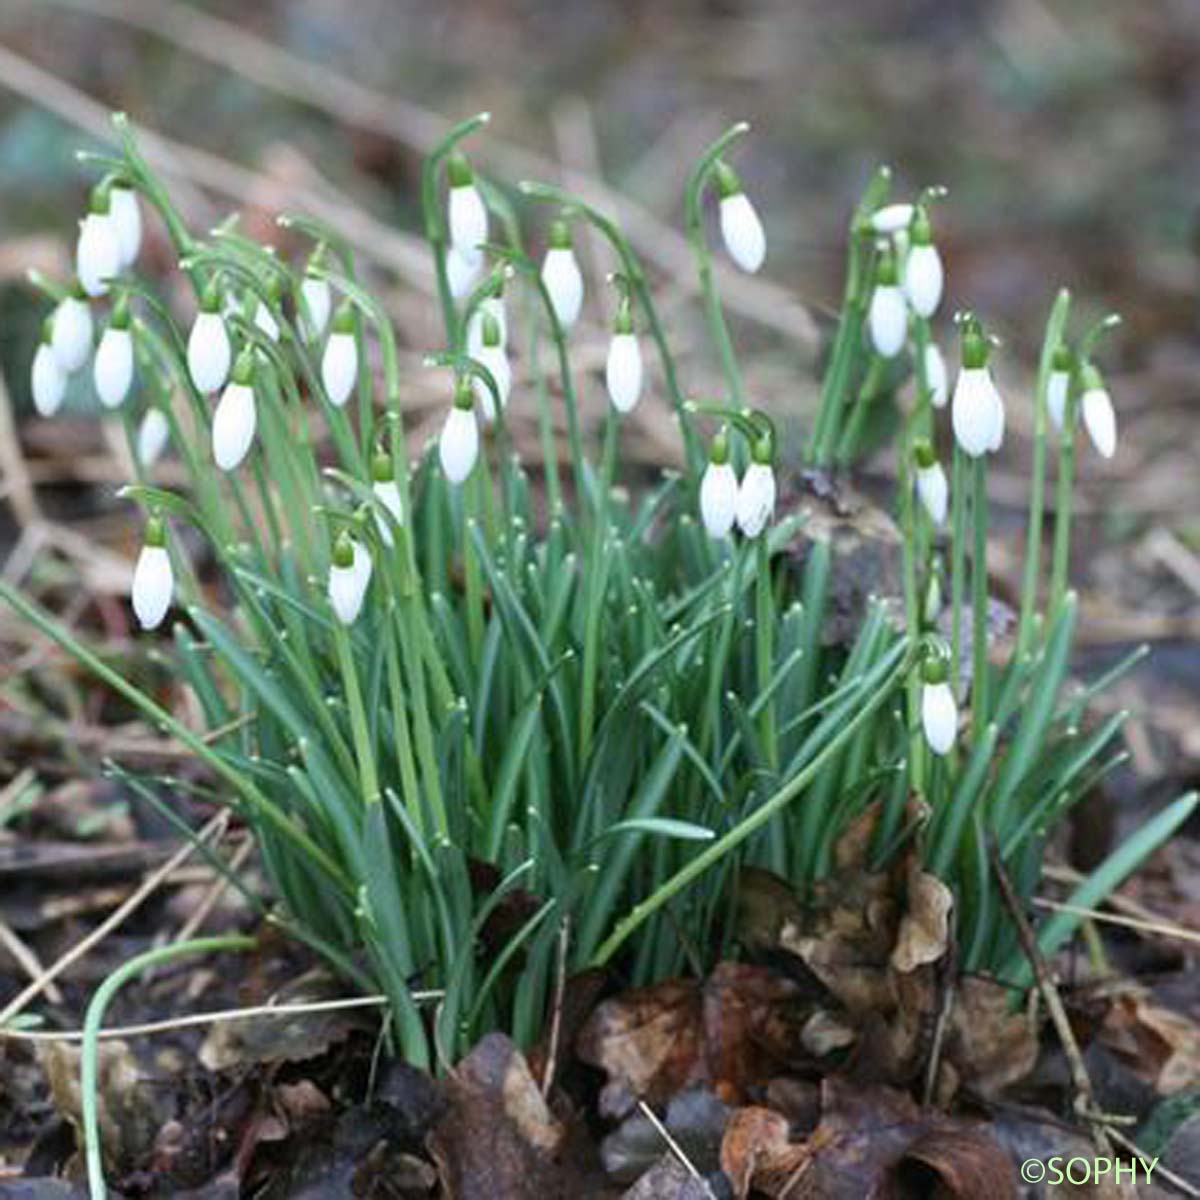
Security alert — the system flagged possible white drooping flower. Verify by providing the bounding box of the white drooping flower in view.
[321,304,358,408]
[131,518,173,632]
[93,304,134,409]
[921,677,957,756]
[699,434,738,539]
[925,340,948,409]
[51,293,93,373]
[136,408,170,467]
[903,207,943,318]
[914,443,949,526]
[1080,365,1117,459]
[439,383,479,485]
[952,325,1004,457]
[1045,344,1073,432]
[31,336,67,417]
[466,295,507,355]
[371,453,404,547]
[446,244,483,300]
[108,183,142,268]
[605,305,643,414]
[868,249,907,358]
[301,273,331,341]
[472,312,511,422]
[328,534,373,626]
[446,153,488,256]
[254,299,280,343]
[541,220,584,330]
[735,457,776,539]
[76,192,122,298]
[716,160,766,274]
[187,294,231,394]
[870,203,915,235]
[212,353,257,471]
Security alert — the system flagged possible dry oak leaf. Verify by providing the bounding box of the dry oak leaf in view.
[1100,989,1200,1095]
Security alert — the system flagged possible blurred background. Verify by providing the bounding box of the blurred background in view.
[0,0,1198,828]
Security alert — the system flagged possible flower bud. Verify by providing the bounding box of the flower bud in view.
[446,153,488,256]
[31,331,67,418]
[371,452,403,547]
[735,437,776,538]
[541,221,584,329]
[868,247,907,358]
[472,313,511,422]
[715,161,765,274]
[212,351,257,471]
[1046,352,1072,432]
[131,516,173,631]
[467,295,507,355]
[925,340,948,409]
[136,407,170,467]
[1080,363,1116,459]
[76,188,122,298]
[921,664,957,756]
[439,381,479,484]
[328,533,372,625]
[870,203,914,235]
[301,273,332,341]
[913,440,948,526]
[321,304,358,408]
[51,291,93,374]
[187,287,231,394]
[699,432,738,539]
[109,183,142,268]
[93,303,134,409]
[903,208,943,318]
[605,304,643,414]
[951,325,1003,457]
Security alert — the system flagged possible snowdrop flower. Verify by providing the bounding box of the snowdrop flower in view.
[699,430,738,540]
[903,207,943,319]
[472,311,511,422]
[321,303,358,408]
[716,160,765,274]
[913,439,948,526]
[93,301,134,410]
[439,379,479,485]
[108,182,142,268]
[735,435,776,539]
[446,153,488,257]
[131,516,173,632]
[1045,343,1073,433]
[212,350,257,471]
[951,322,1004,458]
[253,277,283,343]
[51,288,93,374]
[868,246,907,358]
[605,301,643,415]
[371,452,404,547]
[922,557,945,625]
[541,220,584,330]
[328,532,372,626]
[1080,363,1117,459]
[446,244,483,300]
[870,203,914,236]
[136,407,170,467]
[31,321,67,417]
[187,284,231,394]
[467,294,507,355]
[76,187,122,298]
[300,268,331,341]
[924,340,948,409]
[920,658,957,757]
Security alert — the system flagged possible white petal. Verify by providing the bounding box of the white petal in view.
[446,245,483,300]
[870,203,914,235]
[473,345,511,422]
[952,367,996,458]
[735,463,776,538]
[986,378,1006,452]
[719,193,766,273]
[1082,387,1117,459]
[916,463,949,526]
[31,343,67,417]
[605,332,643,414]
[448,184,488,255]
[1046,369,1069,432]
[131,545,173,631]
[76,213,122,298]
[51,297,93,373]
[373,480,404,546]
[93,328,134,409]
[136,409,170,467]
[109,186,142,267]
[868,284,908,358]
[321,331,358,408]
[925,342,948,409]
[903,243,943,318]
[254,302,280,343]
[328,542,373,625]
[212,382,256,471]
[699,462,739,539]
[921,682,957,756]
[541,248,584,329]
[466,297,507,354]
[301,278,331,340]
[439,406,479,484]
[187,311,231,394]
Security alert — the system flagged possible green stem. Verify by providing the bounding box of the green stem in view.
[970,456,990,730]
[755,534,776,771]
[950,446,967,693]
[1049,386,1078,620]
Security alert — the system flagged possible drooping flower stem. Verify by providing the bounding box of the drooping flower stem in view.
[755,532,777,770]
[970,456,991,730]
[950,445,968,691]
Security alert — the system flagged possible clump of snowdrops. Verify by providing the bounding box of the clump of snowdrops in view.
[5,114,1195,1075]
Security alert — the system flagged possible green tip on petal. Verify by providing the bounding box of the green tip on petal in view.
[612,300,633,336]
[913,438,936,469]
[41,315,55,344]
[921,654,948,685]
[453,377,475,410]
[482,311,502,347]
[709,428,730,465]
[1052,342,1073,373]
[331,302,356,334]
[961,324,989,370]
[713,159,742,199]
[447,152,474,188]
[144,515,166,548]
[231,348,256,386]
[548,218,572,250]
[199,277,222,313]
[332,531,354,568]
[88,182,112,215]
[371,451,394,483]
[910,205,933,245]
[874,244,899,286]
[751,433,774,465]
[1079,361,1104,392]
[109,295,132,330]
